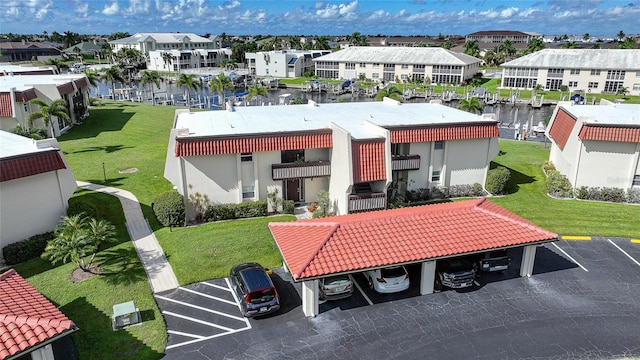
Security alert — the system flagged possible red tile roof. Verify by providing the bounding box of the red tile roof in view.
[269,198,558,281]
[0,269,77,359]
[0,150,67,182]
[389,123,498,143]
[0,93,11,118]
[352,139,386,182]
[548,109,576,150]
[175,131,332,156]
[578,125,640,143]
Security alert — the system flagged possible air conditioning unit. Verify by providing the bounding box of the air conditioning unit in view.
[112,301,141,331]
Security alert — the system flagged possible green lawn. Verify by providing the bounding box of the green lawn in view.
[491,140,640,237]
[156,215,296,285]
[12,190,166,359]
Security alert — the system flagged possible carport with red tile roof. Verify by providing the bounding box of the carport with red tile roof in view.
[269,198,558,316]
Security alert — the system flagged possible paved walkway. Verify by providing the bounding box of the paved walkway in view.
[77,181,180,293]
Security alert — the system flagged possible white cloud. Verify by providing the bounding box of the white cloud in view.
[499,7,518,18]
[75,3,89,17]
[519,8,538,17]
[124,0,151,15]
[102,1,120,15]
[220,0,240,10]
[315,1,358,19]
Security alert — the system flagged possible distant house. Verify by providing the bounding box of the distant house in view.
[0,269,79,359]
[500,49,640,95]
[0,42,62,62]
[109,33,220,55]
[0,64,59,76]
[0,73,90,136]
[147,48,232,73]
[63,41,106,59]
[245,50,331,78]
[465,30,539,44]
[545,101,640,192]
[0,131,76,262]
[313,46,481,83]
[164,99,498,220]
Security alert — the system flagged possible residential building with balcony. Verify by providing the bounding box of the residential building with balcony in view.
[164,99,499,219]
[546,101,640,192]
[0,73,90,137]
[312,46,481,84]
[147,49,232,73]
[0,41,62,62]
[109,33,220,55]
[245,50,331,78]
[501,49,640,95]
[465,30,539,44]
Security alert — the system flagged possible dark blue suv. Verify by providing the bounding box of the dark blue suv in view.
[230,263,280,317]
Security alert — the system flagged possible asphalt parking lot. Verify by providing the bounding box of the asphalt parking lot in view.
[161,237,640,359]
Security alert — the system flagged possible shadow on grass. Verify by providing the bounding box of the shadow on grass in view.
[59,108,134,141]
[60,297,161,359]
[66,144,134,154]
[489,161,537,194]
[95,246,147,286]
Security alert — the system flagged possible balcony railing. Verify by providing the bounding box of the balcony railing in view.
[348,192,387,213]
[272,161,331,180]
[392,154,420,171]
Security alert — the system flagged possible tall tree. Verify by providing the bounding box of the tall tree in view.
[27,99,70,137]
[583,33,590,42]
[463,40,480,57]
[348,32,368,46]
[499,39,516,59]
[161,52,174,71]
[458,97,483,114]
[247,83,268,104]
[100,65,125,100]
[617,38,636,49]
[108,31,131,41]
[140,70,163,105]
[375,86,403,102]
[313,36,331,50]
[209,73,233,107]
[440,39,453,50]
[617,30,626,41]
[83,68,101,94]
[561,41,578,49]
[526,38,545,53]
[177,73,200,108]
[287,35,302,49]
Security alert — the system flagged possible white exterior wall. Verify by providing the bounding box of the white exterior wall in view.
[502,68,640,95]
[407,142,431,190]
[256,151,281,206]
[446,138,498,186]
[575,141,638,189]
[181,154,239,219]
[303,148,331,203]
[329,124,353,215]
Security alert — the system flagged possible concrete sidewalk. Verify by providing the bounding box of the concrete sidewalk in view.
[77,181,179,293]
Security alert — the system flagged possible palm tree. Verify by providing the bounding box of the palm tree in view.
[617,30,626,41]
[177,73,200,107]
[348,32,368,46]
[616,87,629,97]
[46,58,68,73]
[27,98,70,137]
[313,36,331,50]
[463,40,480,57]
[161,52,174,71]
[85,218,116,267]
[617,38,636,49]
[561,41,578,49]
[527,38,545,53]
[583,33,590,42]
[458,97,483,114]
[83,68,101,96]
[499,39,516,59]
[100,66,125,100]
[140,70,163,104]
[483,49,499,67]
[287,35,302,49]
[10,124,47,140]
[374,86,403,102]
[209,73,233,108]
[247,83,268,104]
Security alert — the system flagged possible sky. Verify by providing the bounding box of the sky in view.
[0,0,638,37]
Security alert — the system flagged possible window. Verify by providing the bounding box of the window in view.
[400,74,408,81]
[570,69,580,75]
[23,103,29,112]
[590,69,601,76]
[588,82,599,88]
[241,153,253,162]
[633,84,640,91]
[345,62,355,70]
[633,175,640,186]
[547,68,564,78]
[434,141,444,150]
[359,63,366,68]
[373,63,380,68]
[546,78,562,90]
[372,73,379,79]
[401,64,409,69]
[242,186,255,199]
[607,70,626,80]
[431,170,441,182]
[604,81,624,92]
[568,81,578,87]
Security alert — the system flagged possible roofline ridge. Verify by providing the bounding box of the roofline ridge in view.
[295,223,341,278]
[0,268,17,280]
[474,199,557,236]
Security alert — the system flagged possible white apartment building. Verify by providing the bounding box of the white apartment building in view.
[546,101,640,191]
[164,99,499,220]
[501,49,640,95]
[313,46,481,84]
[147,49,232,73]
[109,33,219,55]
[465,30,539,44]
[245,50,331,78]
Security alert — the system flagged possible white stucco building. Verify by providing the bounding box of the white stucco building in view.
[501,49,640,95]
[109,33,219,55]
[245,50,331,78]
[147,49,232,73]
[164,99,499,219]
[0,131,76,262]
[0,74,90,137]
[546,101,640,191]
[313,46,482,83]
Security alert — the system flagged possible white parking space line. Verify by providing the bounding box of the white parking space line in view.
[167,330,205,339]
[352,276,374,306]
[607,239,640,267]
[202,281,234,292]
[166,327,251,350]
[156,295,247,322]
[163,311,236,332]
[552,242,589,272]
[179,287,237,305]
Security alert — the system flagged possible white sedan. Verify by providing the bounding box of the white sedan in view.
[363,266,410,293]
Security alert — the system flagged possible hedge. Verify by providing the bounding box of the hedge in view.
[204,200,268,222]
[545,170,573,198]
[576,186,637,203]
[486,166,511,195]
[152,191,185,227]
[67,200,100,219]
[2,232,53,265]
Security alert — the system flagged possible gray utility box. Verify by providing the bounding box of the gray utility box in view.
[112,301,141,331]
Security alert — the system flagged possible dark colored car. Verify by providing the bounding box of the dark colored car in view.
[230,263,280,317]
[435,257,476,290]
[474,249,512,272]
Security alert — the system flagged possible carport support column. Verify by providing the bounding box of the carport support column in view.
[420,260,436,295]
[520,245,537,277]
[301,280,319,317]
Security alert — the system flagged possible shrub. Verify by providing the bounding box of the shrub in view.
[600,187,626,203]
[472,183,485,196]
[545,170,573,198]
[152,191,185,227]
[67,200,100,219]
[449,184,485,198]
[406,188,430,202]
[575,186,589,199]
[486,166,511,195]
[542,161,555,174]
[204,204,236,222]
[627,188,640,204]
[431,186,449,199]
[204,201,268,221]
[2,232,53,265]
[283,200,295,214]
[586,187,601,201]
[233,201,268,218]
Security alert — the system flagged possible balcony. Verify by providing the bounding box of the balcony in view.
[392,154,420,171]
[348,192,387,213]
[272,161,331,180]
